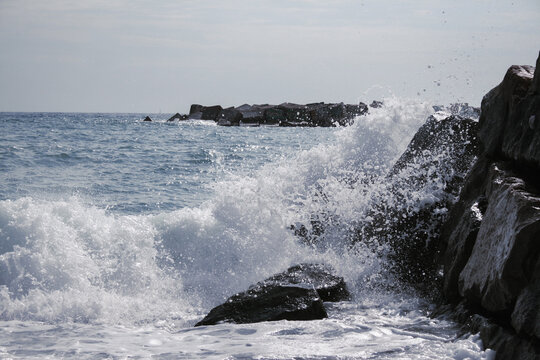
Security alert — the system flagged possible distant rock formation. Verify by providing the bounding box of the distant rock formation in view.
[438,52,540,359]
[167,113,188,121]
[195,263,349,326]
[184,102,368,127]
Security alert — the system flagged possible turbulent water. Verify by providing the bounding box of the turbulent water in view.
[0,102,494,359]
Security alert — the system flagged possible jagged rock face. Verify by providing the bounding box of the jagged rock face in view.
[458,164,540,312]
[439,157,490,301]
[194,264,349,326]
[438,52,540,358]
[479,63,540,168]
[356,114,479,287]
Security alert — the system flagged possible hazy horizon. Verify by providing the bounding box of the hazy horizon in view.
[1,0,539,113]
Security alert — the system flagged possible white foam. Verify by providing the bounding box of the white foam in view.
[0,97,435,325]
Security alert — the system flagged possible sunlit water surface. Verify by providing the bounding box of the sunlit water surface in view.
[0,108,493,359]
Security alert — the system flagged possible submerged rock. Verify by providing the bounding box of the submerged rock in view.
[195,263,349,326]
[167,112,188,121]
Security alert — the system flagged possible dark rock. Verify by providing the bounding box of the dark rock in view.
[345,103,368,118]
[511,270,540,339]
[143,116,152,122]
[217,107,243,126]
[370,100,383,108]
[478,64,539,166]
[356,114,479,287]
[188,104,223,121]
[439,156,490,301]
[194,263,348,326]
[278,103,311,123]
[265,263,350,302]
[189,104,204,115]
[167,113,188,121]
[458,164,540,313]
[264,107,286,125]
[436,53,540,357]
[194,286,326,326]
[238,105,264,124]
[201,105,223,121]
[187,102,368,127]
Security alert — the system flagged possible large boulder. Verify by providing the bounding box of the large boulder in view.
[195,286,327,326]
[217,107,243,126]
[356,114,479,287]
[201,105,223,120]
[437,52,540,358]
[263,107,286,125]
[238,104,265,125]
[188,104,223,120]
[479,61,540,167]
[194,263,349,326]
[458,164,540,312]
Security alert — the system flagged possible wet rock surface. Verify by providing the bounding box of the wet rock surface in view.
[195,263,349,326]
[356,113,479,288]
[438,51,540,358]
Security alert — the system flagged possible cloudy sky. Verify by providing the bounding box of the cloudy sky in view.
[0,0,539,113]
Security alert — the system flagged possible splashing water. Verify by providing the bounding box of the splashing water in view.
[0,101,493,359]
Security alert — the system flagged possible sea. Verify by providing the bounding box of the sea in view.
[0,100,494,359]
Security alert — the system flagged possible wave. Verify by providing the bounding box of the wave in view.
[0,98,435,325]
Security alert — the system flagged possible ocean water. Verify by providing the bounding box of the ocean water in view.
[0,102,494,359]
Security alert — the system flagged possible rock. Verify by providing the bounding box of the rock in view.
[237,104,265,124]
[511,273,540,339]
[217,107,243,126]
[278,103,311,123]
[264,263,350,302]
[143,116,152,122]
[459,164,540,312]
[458,164,540,312]
[356,114,479,287]
[438,156,490,301]
[188,104,223,121]
[478,62,539,166]
[167,113,188,121]
[195,286,327,326]
[436,53,540,357]
[201,105,223,121]
[370,100,383,108]
[264,107,286,125]
[187,102,368,127]
[194,263,349,326]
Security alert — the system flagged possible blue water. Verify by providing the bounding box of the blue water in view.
[0,106,493,359]
[1,112,337,213]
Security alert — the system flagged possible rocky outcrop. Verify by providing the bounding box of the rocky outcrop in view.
[353,113,479,288]
[195,263,349,326]
[174,102,369,127]
[438,52,540,358]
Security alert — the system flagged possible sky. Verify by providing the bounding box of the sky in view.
[0,0,539,113]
